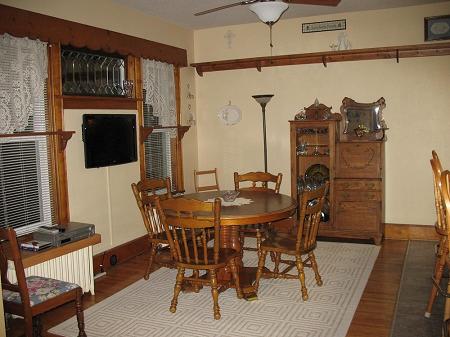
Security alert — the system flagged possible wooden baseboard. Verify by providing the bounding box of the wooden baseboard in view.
[91,224,436,274]
[93,235,148,274]
[384,223,439,241]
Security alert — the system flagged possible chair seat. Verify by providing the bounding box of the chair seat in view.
[177,247,240,269]
[3,275,79,306]
[261,234,316,255]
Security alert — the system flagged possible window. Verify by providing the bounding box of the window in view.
[143,90,178,189]
[61,46,127,97]
[0,34,55,235]
[0,90,56,235]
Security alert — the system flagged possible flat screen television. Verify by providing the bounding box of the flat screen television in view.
[82,114,137,168]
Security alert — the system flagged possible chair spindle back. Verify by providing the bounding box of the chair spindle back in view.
[295,182,329,253]
[431,155,447,234]
[131,177,172,237]
[194,168,220,192]
[234,171,282,193]
[156,197,221,266]
[430,156,447,235]
[441,170,450,226]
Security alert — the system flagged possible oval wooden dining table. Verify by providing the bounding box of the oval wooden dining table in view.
[183,190,297,298]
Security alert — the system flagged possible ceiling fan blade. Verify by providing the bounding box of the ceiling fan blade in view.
[284,0,341,6]
[194,1,257,16]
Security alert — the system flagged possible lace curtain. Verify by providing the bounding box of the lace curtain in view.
[141,59,176,137]
[0,33,48,134]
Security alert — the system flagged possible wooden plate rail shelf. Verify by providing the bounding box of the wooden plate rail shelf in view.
[191,42,450,76]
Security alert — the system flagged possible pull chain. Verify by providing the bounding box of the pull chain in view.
[269,23,273,56]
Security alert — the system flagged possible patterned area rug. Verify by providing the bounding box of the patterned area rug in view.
[51,240,380,337]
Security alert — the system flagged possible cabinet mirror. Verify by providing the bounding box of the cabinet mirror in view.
[341,97,387,135]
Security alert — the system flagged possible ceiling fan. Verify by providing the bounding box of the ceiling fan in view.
[195,0,342,20]
[195,0,341,53]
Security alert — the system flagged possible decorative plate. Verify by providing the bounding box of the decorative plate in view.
[217,104,241,126]
[321,198,330,222]
[305,164,329,185]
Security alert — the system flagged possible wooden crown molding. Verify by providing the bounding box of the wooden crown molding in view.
[0,4,187,67]
[191,42,450,76]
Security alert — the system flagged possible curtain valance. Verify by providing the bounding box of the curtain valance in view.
[0,33,48,134]
[142,59,177,137]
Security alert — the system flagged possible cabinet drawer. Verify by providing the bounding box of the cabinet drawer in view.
[335,201,380,231]
[337,142,382,178]
[336,190,381,201]
[335,179,381,191]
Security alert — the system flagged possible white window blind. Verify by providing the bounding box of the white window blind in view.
[0,34,54,235]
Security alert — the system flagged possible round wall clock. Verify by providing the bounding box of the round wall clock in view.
[217,104,241,126]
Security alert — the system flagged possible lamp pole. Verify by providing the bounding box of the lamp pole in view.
[252,94,274,173]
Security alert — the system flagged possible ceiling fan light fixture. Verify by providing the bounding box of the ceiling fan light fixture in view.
[249,1,289,24]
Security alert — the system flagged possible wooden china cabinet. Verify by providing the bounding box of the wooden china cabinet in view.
[289,98,386,244]
[289,101,340,233]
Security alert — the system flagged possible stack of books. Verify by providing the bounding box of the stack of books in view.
[20,240,52,252]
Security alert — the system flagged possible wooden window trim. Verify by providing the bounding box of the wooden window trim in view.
[62,96,141,110]
[48,44,70,224]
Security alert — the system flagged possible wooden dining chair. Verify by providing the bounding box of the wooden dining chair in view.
[234,171,283,254]
[155,196,243,320]
[194,168,220,192]
[131,177,174,280]
[425,151,448,317]
[440,170,450,323]
[0,227,86,337]
[254,182,329,301]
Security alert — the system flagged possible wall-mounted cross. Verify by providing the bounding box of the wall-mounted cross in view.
[224,30,236,49]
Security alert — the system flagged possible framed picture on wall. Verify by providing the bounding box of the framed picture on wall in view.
[425,15,450,41]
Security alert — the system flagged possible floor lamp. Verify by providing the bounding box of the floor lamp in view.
[252,94,274,173]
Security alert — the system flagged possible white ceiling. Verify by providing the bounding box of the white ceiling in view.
[111,0,448,29]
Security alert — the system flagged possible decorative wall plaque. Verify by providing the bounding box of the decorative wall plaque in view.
[302,19,346,34]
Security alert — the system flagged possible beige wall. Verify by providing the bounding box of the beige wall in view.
[193,2,450,226]
[0,0,199,252]
[64,110,143,252]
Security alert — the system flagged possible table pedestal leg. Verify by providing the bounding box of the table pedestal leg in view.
[218,225,258,299]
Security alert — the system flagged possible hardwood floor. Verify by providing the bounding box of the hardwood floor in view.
[346,239,408,337]
[6,239,409,337]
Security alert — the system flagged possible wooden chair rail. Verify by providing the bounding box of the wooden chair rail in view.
[191,42,450,76]
[0,130,75,151]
